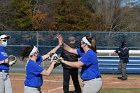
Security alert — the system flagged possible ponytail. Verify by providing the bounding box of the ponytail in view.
[20,45,33,60]
[86,36,97,53]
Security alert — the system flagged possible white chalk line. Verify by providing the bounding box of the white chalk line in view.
[11,79,74,93]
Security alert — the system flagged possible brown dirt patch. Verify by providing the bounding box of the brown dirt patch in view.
[10,73,140,93]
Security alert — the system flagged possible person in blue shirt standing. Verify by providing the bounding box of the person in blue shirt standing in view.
[0,34,13,93]
[21,34,63,93]
[61,36,102,93]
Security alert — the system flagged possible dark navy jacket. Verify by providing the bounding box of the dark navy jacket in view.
[61,43,79,69]
[115,45,129,63]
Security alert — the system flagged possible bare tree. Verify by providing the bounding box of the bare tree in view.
[83,0,139,32]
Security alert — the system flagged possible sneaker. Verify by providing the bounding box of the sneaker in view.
[121,77,127,80]
[117,77,122,79]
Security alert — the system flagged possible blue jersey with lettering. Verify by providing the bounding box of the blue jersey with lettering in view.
[77,48,101,81]
[0,46,9,70]
[24,54,44,88]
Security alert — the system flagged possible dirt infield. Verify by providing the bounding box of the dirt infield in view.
[10,73,140,93]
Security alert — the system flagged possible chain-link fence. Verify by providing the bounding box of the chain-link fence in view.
[0,31,140,73]
[1,31,140,55]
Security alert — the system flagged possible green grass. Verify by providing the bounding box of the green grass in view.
[99,88,140,93]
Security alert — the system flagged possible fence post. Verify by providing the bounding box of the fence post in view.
[36,31,39,48]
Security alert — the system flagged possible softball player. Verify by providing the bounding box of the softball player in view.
[21,34,62,93]
[0,34,12,93]
[61,36,102,93]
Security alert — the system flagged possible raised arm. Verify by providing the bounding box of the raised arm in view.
[40,61,56,76]
[63,43,77,55]
[61,59,84,68]
[42,34,63,60]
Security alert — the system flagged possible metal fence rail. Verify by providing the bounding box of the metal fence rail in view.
[98,57,140,74]
[0,31,140,74]
[1,31,140,55]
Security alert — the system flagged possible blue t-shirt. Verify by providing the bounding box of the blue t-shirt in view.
[0,46,9,70]
[77,48,101,81]
[24,54,44,88]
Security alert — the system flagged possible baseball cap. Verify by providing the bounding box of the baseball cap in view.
[0,34,10,40]
[121,40,126,45]
[68,36,75,41]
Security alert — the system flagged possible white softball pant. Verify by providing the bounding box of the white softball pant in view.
[24,86,42,93]
[0,72,12,93]
[82,78,102,93]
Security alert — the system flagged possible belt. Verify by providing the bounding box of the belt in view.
[84,76,101,81]
[0,69,9,73]
[95,75,101,79]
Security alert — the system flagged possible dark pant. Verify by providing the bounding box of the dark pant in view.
[63,68,81,93]
[118,59,127,79]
